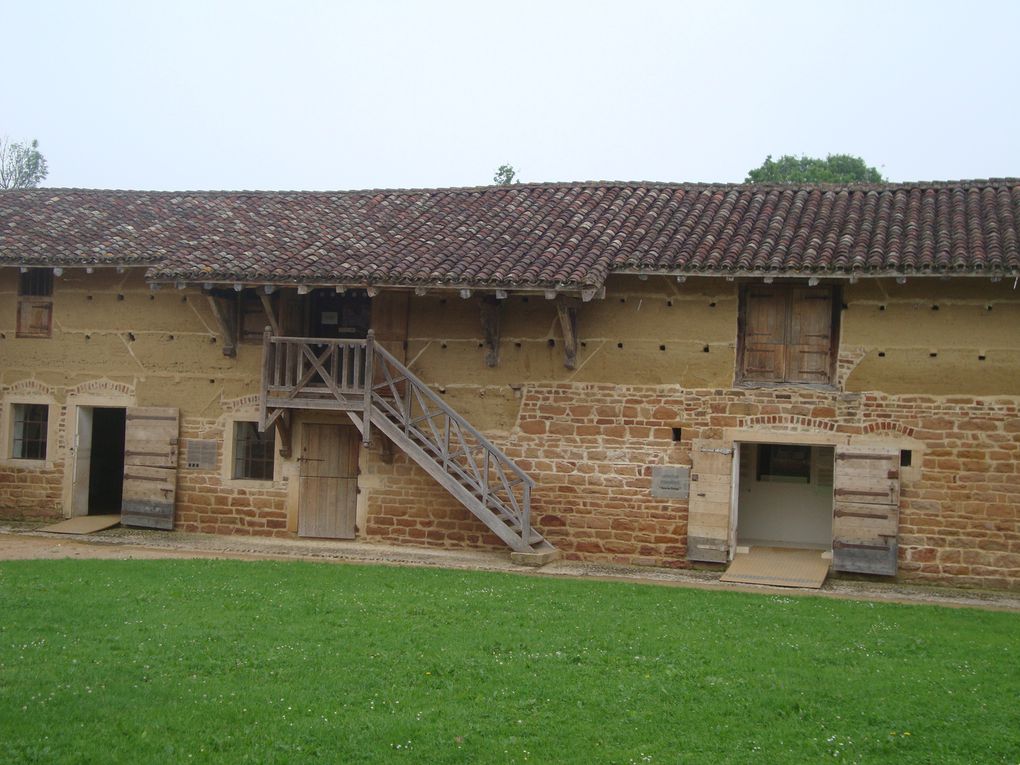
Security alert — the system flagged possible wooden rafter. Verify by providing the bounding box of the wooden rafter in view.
[206,294,237,357]
[480,295,500,367]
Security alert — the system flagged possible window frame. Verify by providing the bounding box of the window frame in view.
[16,268,54,339]
[735,282,841,387]
[230,420,276,481]
[9,402,50,461]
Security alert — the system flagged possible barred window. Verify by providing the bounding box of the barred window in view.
[12,404,49,460]
[232,421,275,480]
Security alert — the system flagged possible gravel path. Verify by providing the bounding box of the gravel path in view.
[2,522,1018,613]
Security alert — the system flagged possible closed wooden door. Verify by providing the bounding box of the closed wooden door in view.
[298,424,359,539]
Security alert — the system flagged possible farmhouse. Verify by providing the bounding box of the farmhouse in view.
[1,180,1018,588]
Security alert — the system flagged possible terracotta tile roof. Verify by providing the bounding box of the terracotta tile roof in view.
[2,180,1018,290]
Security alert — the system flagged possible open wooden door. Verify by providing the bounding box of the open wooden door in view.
[298,424,359,539]
[832,445,900,575]
[71,407,94,517]
[121,407,179,530]
[686,439,734,563]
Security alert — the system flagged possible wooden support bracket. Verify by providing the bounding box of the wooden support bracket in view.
[555,296,579,369]
[206,294,238,357]
[258,292,281,335]
[481,295,501,367]
[275,411,292,459]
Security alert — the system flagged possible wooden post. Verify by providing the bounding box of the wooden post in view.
[258,292,281,335]
[259,326,272,430]
[521,483,532,547]
[362,330,374,446]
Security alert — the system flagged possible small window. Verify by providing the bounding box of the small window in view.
[17,268,54,338]
[738,284,839,385]
[12,404,49,460]
[232,421,275,480]
[239,290,274,344]
[756,443,811,483]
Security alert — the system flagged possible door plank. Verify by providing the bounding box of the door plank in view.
[686,439,734,563]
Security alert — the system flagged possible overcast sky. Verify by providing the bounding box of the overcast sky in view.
[5,0,1019,191]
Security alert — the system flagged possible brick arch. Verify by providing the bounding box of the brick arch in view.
[3,379,57,398]
[66,378,135,399]
[739,414,839,432]
[862,420,916,438]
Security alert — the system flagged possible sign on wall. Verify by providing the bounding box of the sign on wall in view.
[184,439,219,470]
[651,465,691,499]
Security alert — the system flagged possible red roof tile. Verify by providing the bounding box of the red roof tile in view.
[2,180,1018,289]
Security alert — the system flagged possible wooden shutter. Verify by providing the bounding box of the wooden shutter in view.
[786,287,834,384]
[740,287,787,382]
[686,439,734,563]
[832,445,900,575]
[17,299,53,338]
[121,407,179,530]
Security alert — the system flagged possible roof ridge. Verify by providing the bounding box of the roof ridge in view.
[2,178,1018,197]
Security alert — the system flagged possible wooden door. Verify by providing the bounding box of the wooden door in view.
[121,407,179,530]
[832,445,900,575]
[299,424,359,539]
[686,439,734,563]
[71,407,94,516]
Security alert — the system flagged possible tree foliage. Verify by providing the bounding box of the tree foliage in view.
[0,137,49,189]
[492,163,519,185]
[746,154,884,184]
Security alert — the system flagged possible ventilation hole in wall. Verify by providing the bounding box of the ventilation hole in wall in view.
[210,337,217,344]
[900,449,913,467]
[659,344,666,351]
[85,335,91,341]
[671,427,683,442]
[128,332,136,342]
[617,342,624,349]
[666,300,673,307]
[117,294,125,301]
[514,341,522,348]
[841,302,849,310]
[702,345,710,353]
[181,296,188,303]
[709,301,717,308]
[878,351,886,357]
[978,354,986,361]
[879,304,886,311]
[547,338,556,348]
[86,295,93,301]
[209,378,216,384]
[619,297,627,304]
[168,335,175,341]
[929,352,938,358]
[441,342,448,349]
[931,304,939,310]
[149,295,155,301]
[477,342,484,349]
[0,333,6,340]
[438,386,446,394]
[986,305,993,311]
[580,341,587,347]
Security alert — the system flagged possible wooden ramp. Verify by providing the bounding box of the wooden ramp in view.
[38,515,121,535]
[721,546,830,589]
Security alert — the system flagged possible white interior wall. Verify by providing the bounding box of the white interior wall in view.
[736,443,834,548]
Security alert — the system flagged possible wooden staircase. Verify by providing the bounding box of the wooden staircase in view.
[260,329,554,556]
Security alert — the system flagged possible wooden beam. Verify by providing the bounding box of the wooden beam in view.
[556,296,579,369]
[275,411,292,459]
[258,292,281,335]
[480,295,500,367]
[206,294,237,357]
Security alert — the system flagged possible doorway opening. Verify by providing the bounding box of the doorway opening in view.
[72,406,127,516]
[735,442,834,550]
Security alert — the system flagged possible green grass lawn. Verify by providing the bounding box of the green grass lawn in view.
[1,560,1018,764]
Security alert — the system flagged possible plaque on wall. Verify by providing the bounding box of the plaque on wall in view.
[651,465,691,499]
[184,439,218,470]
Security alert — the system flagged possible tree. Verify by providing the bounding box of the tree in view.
[492,163,519,185]
[745,154,884,184]
[0,137,49,189]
